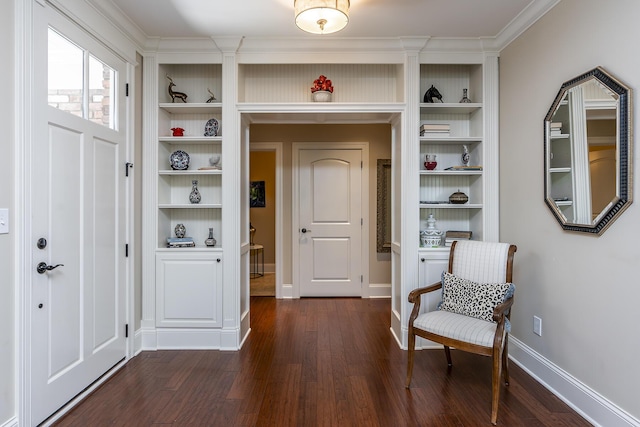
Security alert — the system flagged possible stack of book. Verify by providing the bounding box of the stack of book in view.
[444,165,483,171]
[444,230,472,247]
[167,237,195,248]
[550,122,563,136]
[420,123,450,137]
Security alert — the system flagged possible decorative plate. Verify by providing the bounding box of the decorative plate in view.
[170,150,190,170]
[204,118,219,137]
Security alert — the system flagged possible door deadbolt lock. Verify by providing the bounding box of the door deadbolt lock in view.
[37,238,47,249]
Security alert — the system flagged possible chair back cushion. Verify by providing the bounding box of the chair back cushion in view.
[451,240,511,283]
[439,271,513,323]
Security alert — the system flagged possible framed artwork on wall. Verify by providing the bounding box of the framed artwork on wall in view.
[250,181,266,207]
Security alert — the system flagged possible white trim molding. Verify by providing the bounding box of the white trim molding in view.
[510,337,640,427]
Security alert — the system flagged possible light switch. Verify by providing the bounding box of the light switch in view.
[0,209,9,234]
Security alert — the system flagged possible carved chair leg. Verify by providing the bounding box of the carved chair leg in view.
[444,345,452,367]
[491,348,503,425]
[406,329,416,388]
[502,336,510,386]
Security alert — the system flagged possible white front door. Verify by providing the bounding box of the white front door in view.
[297,148,363,297]
[29,8,128,425]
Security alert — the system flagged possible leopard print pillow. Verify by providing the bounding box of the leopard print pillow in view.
[439,271,514,323]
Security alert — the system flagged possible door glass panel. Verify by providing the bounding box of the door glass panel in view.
[48,28,118,130]
[89,55,116,129]
[48,28,83,118]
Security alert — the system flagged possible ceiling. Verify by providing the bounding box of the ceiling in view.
[106,0,539,40]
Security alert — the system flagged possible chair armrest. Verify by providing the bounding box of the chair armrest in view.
[407,281,442,327]
[492,295,514,323]
[408,281,442,304]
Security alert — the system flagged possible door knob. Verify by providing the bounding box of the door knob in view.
[301,228,312,233]
[37,262,64,274]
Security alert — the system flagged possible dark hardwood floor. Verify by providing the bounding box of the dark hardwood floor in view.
[54,297,590,426]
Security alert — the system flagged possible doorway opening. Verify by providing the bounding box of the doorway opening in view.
[249,143,283,298]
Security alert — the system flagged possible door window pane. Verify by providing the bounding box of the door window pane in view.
[89,55,116,129]
[48,28,83,118]
[48,27,118,130]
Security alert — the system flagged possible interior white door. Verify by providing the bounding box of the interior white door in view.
[298,148,362,297]
[30,8,127,425]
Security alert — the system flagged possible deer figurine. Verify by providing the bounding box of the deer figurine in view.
[206,88,217,103]
[166,75,188,103]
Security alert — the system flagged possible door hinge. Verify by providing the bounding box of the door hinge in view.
[125,162,133,177]
[361,161,363,169]
[361,275,363,283]
[361,218,363,226]
[125,243,129,257]
[125,324,129,338]
[125,83,129,97]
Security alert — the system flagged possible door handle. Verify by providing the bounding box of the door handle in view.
[301,228,312,233]
[37,262,64,274]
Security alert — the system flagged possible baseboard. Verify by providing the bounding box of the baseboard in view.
[134,327,144,355]
[368,282,391,298]
[0,417,17,427]
[510,337,640,427]
[281,283,294,299]
[140,327,240,351]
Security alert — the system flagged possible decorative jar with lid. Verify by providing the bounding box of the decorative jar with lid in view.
[421,214,443,247]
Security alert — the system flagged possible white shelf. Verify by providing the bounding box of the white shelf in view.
[420,137,482,143]
[419,170,482,176]
[159,170,222,175]
[419,103,482,114]
[159,102,222,114]
[156,247,223,252]
[158,204,222,209]
[419,203,483,209]
[159,136,222,144]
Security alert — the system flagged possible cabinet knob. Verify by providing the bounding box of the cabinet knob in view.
[420,258,425,262]
[216,258,221,263]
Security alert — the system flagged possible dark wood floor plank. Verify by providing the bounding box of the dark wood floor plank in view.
[53,297,591,427]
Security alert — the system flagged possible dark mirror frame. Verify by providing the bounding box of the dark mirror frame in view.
[376,159,391,252]
[544,67,633,235]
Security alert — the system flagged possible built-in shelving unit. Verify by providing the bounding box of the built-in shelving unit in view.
[418,63,486,246]
[154,63,224,331]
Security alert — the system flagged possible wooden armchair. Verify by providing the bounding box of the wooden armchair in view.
[406,240,517,425]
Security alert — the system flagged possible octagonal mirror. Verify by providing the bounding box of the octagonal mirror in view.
[544,67,633,235]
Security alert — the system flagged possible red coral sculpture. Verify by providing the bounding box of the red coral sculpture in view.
[311,75,334,93]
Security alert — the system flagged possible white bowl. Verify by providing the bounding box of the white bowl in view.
[312,91,332,102]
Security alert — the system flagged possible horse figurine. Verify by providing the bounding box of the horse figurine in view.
[166,75,188,103]
[423,85,443,103]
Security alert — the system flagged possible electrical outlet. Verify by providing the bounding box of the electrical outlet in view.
[533,315,542,336]
[0,209,8,234]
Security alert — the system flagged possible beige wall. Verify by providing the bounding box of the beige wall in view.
[250,124,392,287]
[0,2,15,423]
[500,0,640,419]
[249,151,276,266]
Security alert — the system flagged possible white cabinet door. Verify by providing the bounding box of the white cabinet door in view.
[415,250,450,349]
[156,252,223,327]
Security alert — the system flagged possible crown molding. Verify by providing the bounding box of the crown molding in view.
[493,0,561,50]
[85,0,560,58]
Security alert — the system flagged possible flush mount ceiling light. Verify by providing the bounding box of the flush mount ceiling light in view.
[294,0,350,34]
